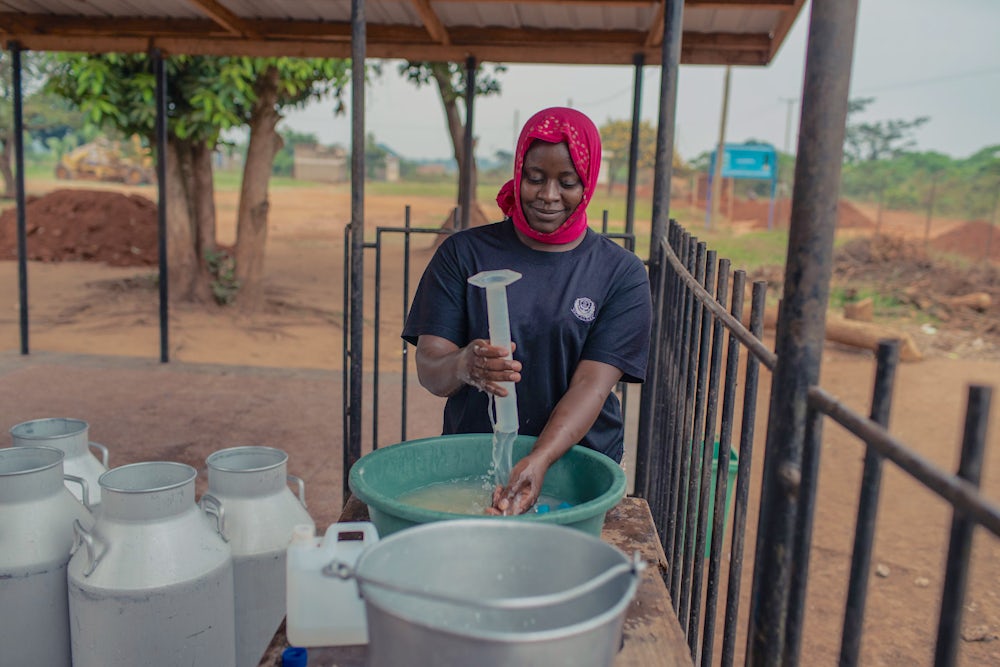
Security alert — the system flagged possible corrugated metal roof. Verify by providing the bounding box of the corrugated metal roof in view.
[0,0,807,66]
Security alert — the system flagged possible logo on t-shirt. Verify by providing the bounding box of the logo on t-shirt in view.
[571,297,597,322]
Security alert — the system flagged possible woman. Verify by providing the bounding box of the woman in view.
[402,107,652,515]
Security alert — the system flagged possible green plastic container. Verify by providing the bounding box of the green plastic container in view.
[691,441,739,558]
[349,434,627,538]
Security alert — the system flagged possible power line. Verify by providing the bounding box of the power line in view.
[856,65,1000,94]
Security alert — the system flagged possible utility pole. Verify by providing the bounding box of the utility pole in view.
[709,65,732,229]
[780,96,798,154]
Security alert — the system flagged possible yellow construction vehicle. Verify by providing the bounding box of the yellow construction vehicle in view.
[54,137,155,185]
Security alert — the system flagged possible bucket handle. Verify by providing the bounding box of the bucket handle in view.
[73,519,104,577]
[324,551,646,611]
[287,474,307,508]
[200,493,228,542]
[63,474,92,511]
[88,441,109,468]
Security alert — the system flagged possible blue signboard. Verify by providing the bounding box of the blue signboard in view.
[708,144,777,181]
[705,143,779,229]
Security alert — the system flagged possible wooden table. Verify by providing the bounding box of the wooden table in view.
[260,496,693,666]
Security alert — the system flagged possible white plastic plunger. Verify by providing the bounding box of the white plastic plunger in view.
[467,269,522,432]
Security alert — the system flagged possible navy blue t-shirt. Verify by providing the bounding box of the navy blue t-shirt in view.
[402,220,652,461]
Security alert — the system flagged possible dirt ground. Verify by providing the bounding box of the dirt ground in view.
[1,181,998,665]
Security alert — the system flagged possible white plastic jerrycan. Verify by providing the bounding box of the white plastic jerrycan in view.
[286,521,379,647]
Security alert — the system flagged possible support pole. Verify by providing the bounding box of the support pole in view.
[635,0,684,499]
[460,56,477,230]
[346,0,367,502]
[708,66,731,230]
[10,42,28,355]
[153,48,170,363]
[747,0,860,663]
[625,53,644,239]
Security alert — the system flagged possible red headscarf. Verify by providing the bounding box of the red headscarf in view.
[496,107,602,245]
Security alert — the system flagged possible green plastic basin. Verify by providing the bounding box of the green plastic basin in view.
[348,434,627,538]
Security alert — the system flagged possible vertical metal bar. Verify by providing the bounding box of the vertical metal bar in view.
[666,234,695,581]
[721,280,766,667]
[638,0,684,476]
[153,48,169,363]
[401,205,412,442]
[649,225,678,522]
[373,229,382,451]
[675,242,707,615]
[343,225,352,476]
[839,340,901,667]
[626,52,644,239]
[703,268,745,667]
[663,231,696,584]
[783,402,824,663]
[634,237,663,501]
[933,385,993,667]
[689,257,729,660]
[748,0,860,660]
[460,56,476,231]
[10,42,28,355]
[346,0,367,502]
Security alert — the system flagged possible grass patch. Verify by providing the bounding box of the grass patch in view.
[695,229,790,270]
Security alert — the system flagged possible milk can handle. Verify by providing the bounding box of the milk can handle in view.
[63,474,92,511]
[88,442,109,467]
[325,551,646,611]
[200,493,228,542]
[73,519,103,577]
[287,474,307,507]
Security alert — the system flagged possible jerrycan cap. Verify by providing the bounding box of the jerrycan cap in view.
[282,646,307,667]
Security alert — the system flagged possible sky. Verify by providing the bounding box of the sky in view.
[281,0,1000,163]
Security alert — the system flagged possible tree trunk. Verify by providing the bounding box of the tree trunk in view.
[191,142,217,258]
[0,138,14,199]
[233,66,283,312]
[165,139,210,303]
[431,65,478,213]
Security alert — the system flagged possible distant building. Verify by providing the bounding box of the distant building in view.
[293,144,348,183]
[415,163,448,177]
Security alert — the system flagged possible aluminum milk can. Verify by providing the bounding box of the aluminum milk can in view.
[204,446,315,667]
[10,417,110,507]
[0,446,94,667]
[68,461,236,667]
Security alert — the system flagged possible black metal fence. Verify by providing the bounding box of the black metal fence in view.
[350,204,998,665]
[639,218,999,666]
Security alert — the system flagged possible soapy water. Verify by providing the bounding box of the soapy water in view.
[397,476,567,515]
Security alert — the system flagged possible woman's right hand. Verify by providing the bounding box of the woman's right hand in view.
[456,339,521,396]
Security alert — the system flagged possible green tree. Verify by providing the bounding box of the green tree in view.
[398,62,505,225]
[46,54,350,307]
[599,119,658,195]
[0,52,83,198]
[843,97,929,164]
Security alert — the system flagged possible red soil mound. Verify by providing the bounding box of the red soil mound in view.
[930,219,1000,262]
[729,197,873,231]
[0,189,159,267]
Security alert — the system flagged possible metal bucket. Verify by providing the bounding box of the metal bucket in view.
[0,446,93,667]
[351,519,641,667]
[204,446,314,667]
[10,417,109,507]
[68,461,235,667]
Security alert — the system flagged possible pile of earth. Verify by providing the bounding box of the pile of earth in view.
[0,189,158,267]
[930,219,1000,263]
[729,197,872,230]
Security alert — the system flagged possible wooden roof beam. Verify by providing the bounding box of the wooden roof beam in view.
[183,0,260,38]
[644,0,665,48]
[410,0,451,45]
[686,0,795,8]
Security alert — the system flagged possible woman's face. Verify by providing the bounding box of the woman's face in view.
[519,141,584,235]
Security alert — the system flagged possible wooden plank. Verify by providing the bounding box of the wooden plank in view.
[259,496,693,666]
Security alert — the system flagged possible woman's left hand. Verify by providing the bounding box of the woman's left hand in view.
[487,453,551,516]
